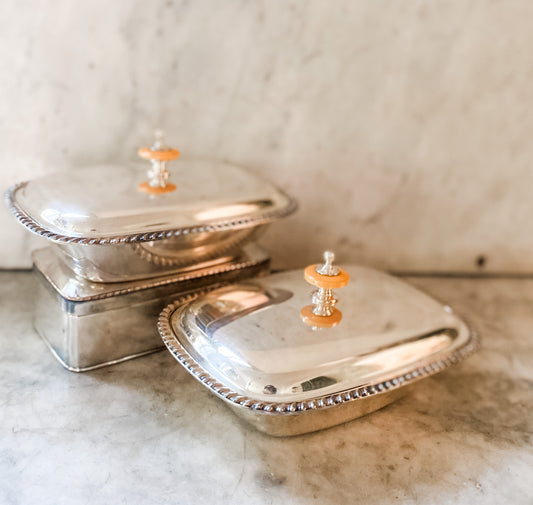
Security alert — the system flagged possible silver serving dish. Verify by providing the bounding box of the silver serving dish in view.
[158,254,478,436]
[5,133,296,282]
[33,244,270,372]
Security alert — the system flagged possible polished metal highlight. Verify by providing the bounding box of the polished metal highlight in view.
[159,266,478,436]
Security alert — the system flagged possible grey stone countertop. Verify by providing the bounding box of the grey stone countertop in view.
[1,271,532,505]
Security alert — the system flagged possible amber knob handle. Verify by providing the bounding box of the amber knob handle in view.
[138,129,180,195]
[300,251,350,329]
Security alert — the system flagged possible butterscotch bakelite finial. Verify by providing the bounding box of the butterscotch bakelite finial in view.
[138,129,180,195]
[300,251,350,329]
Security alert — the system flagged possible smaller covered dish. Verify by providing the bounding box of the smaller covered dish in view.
[5,131,296,282]
[158,252,478,436]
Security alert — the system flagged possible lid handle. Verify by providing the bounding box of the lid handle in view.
[138,129,180,195]
[300,251,350,329]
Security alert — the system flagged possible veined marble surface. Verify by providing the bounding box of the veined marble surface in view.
[0,271,531,504]
[2,0,533,272]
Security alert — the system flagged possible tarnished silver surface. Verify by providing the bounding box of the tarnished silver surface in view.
[5,160,296,282]
[159,266,477,436]
[33,245,270,372]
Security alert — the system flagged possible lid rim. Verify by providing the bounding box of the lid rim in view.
[33,245,271,302]
[5,182,298,245]
[158,301,479,416]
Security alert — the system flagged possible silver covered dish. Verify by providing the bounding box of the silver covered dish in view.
[158,254,478,436]
[5,132,296,282]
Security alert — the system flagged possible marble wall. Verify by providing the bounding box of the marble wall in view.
[2,0,533,272]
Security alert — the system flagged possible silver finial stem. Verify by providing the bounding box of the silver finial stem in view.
[311,288,337,316]
[152,128,166,151]
[312,251,340,316]
[316,250,340,276]
[147,129,168,187]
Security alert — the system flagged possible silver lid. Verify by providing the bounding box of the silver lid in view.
[159,265,476,411]
[5,159,296,245]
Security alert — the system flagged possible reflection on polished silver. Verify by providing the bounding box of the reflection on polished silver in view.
[159,266,478,436]
[5,160,296,282]
[4,160,297,243]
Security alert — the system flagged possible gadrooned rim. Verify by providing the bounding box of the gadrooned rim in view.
[39,256,270,302]
[4,182,298,246]
[158,302,479,416]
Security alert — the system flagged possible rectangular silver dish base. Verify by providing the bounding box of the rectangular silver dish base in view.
[32,245,270,372]
[36,332,165,373]
[232,387,409,436]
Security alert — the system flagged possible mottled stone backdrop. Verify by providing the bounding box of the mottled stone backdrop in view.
[1,0,532,272]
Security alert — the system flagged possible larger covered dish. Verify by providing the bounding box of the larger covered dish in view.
[5,133,296,282]
[158,253,478,436]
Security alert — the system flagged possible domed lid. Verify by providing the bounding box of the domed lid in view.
[159,257,477,412]
[5,132,296,245]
